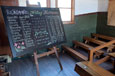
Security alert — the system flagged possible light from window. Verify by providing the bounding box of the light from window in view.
[58,0,71,8]
[28,0,75,24]
[50,0,56,8]
[57,0,72,22]
[29,0,47,7]
[60,9,71,21]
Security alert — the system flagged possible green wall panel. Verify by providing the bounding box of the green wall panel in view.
[97,13,115,37]
[63,14,97,46]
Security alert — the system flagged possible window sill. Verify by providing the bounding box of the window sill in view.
[63,21,75,24]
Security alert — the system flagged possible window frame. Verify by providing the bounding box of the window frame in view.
[27,0,75,24]
[55,0,75,24]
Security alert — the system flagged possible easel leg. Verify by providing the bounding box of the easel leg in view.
[34,52,40,76]
[53,47,63,70]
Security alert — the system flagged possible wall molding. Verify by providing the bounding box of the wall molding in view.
[75,12,107,17]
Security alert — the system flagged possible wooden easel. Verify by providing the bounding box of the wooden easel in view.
[33,46,63,76]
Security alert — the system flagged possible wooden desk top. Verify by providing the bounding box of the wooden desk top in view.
[75,61,115,76]
[109,52,115,58]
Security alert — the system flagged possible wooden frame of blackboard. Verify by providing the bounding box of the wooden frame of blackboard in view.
[1,6,65,76]
[1,6,66,57]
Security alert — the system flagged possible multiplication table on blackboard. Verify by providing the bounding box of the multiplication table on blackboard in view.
[1,6,66,57]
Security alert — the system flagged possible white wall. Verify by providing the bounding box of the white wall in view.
[75,0,98,15]
[75,0,109,15]
[98,0,108,12]
[18,0,109,15]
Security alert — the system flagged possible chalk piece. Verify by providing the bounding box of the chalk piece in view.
[22,42,24,45]
[17,46,21,49]
[14,43,17,46]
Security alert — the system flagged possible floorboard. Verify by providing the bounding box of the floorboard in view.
[6,53,80,76]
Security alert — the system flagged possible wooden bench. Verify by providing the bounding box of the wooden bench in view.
[83,37,115,52]
[62,45,88,61]
[92,33,115,41]
[95,52,115,73]
[109,52,115,57]
[109,52,115,73]
[83,37,105,45]
[73,40,104,58]
[75,61,115,76]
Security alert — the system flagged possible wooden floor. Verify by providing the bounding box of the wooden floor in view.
[6,53,80,76]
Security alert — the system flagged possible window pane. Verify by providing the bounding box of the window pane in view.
[59,9,71,21]
[51,0,56,8]
[58,0,71,8]
[29,0,47,7]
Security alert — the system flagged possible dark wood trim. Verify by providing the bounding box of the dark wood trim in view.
[75,12,97,17]
[97,12,108,14]
[75,12,107,17]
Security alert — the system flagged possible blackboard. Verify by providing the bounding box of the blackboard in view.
[1,6,66,57]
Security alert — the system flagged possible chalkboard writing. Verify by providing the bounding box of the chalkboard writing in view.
[1,6,66,57]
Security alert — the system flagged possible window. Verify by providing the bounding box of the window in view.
[56,0,75,24]
[27,0,75,24]
[29,0,47,7]
[27,0,50,7]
